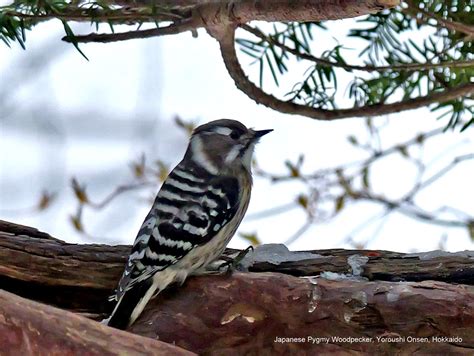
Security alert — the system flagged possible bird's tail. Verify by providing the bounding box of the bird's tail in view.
[106,278,155,329]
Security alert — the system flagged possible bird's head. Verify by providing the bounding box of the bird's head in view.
[185,119,272,174]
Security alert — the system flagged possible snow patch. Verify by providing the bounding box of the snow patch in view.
[347,255,369,276]
[318,254,369,281]
[239,243,324,269]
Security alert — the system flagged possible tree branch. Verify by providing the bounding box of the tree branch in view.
[255,127,447,183]
[121,0,400,24]
[1,219,473,316]
[0,289,193,355]
[241,24,474,72]
[405,0,474,37]
[1,220,473,353]
[45,0,400,43]
[63,18,201,43]
[211,26,474,120]
[128,272,474,354]
[353,191,473,228]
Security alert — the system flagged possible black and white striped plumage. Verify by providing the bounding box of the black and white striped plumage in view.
[106,119,272,329]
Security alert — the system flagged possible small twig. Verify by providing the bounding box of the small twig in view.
[246,202,298,221]
[87,181,156,209]
[416,153,474,193]
[63,18,201,43]
[346,210,390,241]
[404,1,474,37]
[256,127,446,182]
[241,24,474,72]
[434,206,473,220]
[4,10,170,23]
[356,192,471,228]
[284,220,313,246]
[256,123,472,245]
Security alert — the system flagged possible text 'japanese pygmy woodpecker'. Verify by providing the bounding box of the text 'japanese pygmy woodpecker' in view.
[106,119,272,329]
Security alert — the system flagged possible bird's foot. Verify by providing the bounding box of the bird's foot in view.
[217,245,254,274]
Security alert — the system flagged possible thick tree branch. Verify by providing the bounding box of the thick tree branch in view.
[1,220,473,353]
[128,272,474,354]
[55,0,400,43]
[211,26,474,120]
[113,0,400,24]
[201,0,399,23]
[0,289,193,355]
[1,220,473,316]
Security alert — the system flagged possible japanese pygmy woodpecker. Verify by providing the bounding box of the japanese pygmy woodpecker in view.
[106,119,272,329]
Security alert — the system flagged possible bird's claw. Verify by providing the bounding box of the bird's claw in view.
[217,245,254,274]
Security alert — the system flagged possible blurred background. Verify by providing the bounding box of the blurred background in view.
[0,16,472,253]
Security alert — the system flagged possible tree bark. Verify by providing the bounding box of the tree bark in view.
[129,272,473,354]
[114,0,400,24]
[62,0,400,43]
[0,220,473,354]
[0,289,193,355]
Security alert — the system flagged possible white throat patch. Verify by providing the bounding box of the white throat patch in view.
[191,136,219,175]
[241,142,255,171]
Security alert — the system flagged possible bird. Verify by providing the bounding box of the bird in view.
[106,119,272,329]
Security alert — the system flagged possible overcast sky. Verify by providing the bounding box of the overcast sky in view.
[0,18,472,253]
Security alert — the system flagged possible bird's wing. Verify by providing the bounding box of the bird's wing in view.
[111,168,240,301]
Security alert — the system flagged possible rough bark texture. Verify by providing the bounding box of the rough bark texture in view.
[67,0,400,44]
[130,273,474,354]
[1,220,473,354]
[0,289,193,355]
[198,0,400,25]
[114,0,400,24]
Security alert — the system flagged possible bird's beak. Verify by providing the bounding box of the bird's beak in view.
[252,129,273,139]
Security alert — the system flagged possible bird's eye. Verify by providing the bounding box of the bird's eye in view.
[230,131,240,140]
